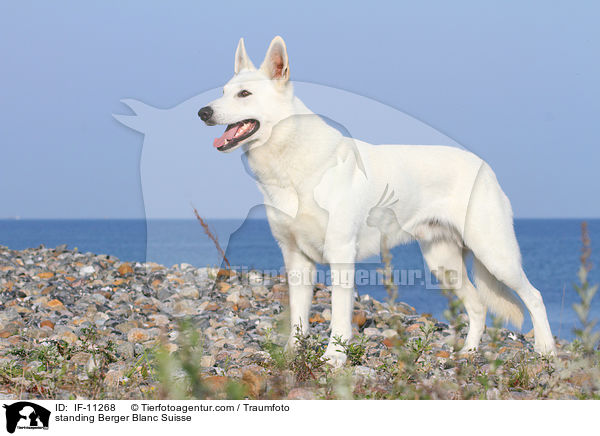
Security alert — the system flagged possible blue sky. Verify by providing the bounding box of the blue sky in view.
[0,1,598,218]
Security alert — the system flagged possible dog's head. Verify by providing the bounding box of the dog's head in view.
[198,36,294,152]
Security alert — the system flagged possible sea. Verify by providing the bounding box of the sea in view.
[1,218,599,341]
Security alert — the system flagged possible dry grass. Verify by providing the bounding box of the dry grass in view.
[192,206,231,269]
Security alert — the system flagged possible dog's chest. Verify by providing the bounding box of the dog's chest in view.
[245,140,339,263]
[267,204,329,263]
[247,145,321,211]
[249,164,328,261]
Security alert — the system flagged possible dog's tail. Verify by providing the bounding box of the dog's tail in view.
[472,256,525,328]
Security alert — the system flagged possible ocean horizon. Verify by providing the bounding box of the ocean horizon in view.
[1,217,599,341]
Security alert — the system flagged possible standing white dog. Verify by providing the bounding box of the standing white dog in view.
[199,36,556,365]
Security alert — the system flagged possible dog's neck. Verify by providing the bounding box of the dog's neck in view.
[244,96,344,191]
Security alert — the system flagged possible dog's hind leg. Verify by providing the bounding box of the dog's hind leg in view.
[512,276,556,354]
[472,242,556,354]
[420,240,487,352]
[463,163,556,354]
[282,247,316,353]
[469,241,555,354]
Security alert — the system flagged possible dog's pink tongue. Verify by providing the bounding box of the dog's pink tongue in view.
[213,125,240,148]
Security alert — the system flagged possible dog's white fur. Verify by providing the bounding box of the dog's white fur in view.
[203,36,556,365]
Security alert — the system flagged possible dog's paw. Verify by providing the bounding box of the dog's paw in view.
[284,336,297,354]
[456,346,478,358]
[323,346,347,368]
[534,341,557,356]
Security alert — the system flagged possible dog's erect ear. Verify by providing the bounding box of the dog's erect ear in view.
[260,36,290,83]
[234,38,255,73]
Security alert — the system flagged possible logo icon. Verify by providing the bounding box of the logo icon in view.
[3,402,50,433]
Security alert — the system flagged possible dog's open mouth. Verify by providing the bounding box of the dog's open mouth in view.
[213,119,259,151]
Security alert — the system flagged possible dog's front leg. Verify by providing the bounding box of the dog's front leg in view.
[282,247,315,353]
[323,242,356,367]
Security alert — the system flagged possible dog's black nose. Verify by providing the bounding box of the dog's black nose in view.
[198,106,213,122]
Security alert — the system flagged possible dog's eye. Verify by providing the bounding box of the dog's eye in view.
[237,90,252,98]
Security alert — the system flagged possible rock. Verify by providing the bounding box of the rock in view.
[127,328,150,343]
[164,343,178,353]
[217,269,236,280]
[116,342,135,359]
[251,286,269,298]
[0,308,22,326]
[406,323,423,333]
[201,355,215,367]
[204,302,220,311]
[353,365,378,379]
[149,314,170,327]
[117,263,134,276]
[218,282,232,292]
[309,313,326,323]
[242,369,265,398]
[508,391,537,400]
[226,291,241,304]
[37,272,54,279]
[104,368,125,386]
[79,265,96,275]
[396,302,416,315]
[226,368,243,378]
[363,327,381,337]
[486,388,501,400]
[45,299,65,310]
[352,311,367,327]
[236,297,251,310]
[115,321,139,335]
[53,244,68,254]
[204,375,229,392]
[179,286,199,299]
[287,388,316,400]
[382,329,397,339]
[173,300,198,316]
[570,371,593,388]
[58,330,78,344]
[322,308,332,321]
[70,352,92,366]
[314,289,329,300]
[256,320,273,332]
[23,328,43,339]
[39,320,55,330]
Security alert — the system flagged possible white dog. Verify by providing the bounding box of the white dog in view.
[199,36,556,365]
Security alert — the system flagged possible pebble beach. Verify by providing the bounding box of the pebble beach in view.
[0,244,597,400]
